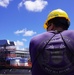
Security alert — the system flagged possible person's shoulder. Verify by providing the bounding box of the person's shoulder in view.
[30,32,52,43]
[62,30,74,37]
[62,30,74,34]
[30,32,47,41]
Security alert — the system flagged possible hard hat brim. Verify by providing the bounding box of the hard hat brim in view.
[43,16,70,29]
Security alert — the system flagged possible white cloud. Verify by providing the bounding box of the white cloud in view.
[18,1,23,9]
[15,40,24,46]
[14,28,37,36]
[22,38,27,42]
[14,40,24,50]
[18,0,48,12]
[14,29,25,35]
[23,29,36,36]
[0,0,12,8]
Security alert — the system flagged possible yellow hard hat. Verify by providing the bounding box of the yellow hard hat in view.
[44,9,70,29]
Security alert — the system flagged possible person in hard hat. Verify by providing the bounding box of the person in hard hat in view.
[29,9,74,75]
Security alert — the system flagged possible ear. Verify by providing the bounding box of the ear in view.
[47,23,54,31]
[50,23,54,30]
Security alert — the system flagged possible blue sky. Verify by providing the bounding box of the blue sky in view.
[0,0,74,50]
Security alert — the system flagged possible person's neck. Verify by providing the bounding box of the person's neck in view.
[47,27,64,32]
[53,27,64,32]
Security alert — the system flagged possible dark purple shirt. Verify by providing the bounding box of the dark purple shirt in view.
[29,30,74,75]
